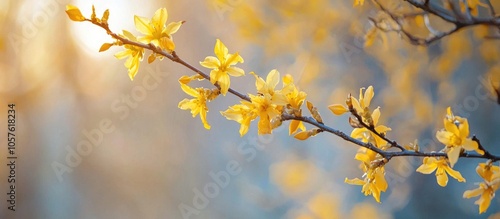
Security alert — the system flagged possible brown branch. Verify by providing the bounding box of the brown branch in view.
[370,0,500,46]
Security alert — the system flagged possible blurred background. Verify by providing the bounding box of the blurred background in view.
[0,0,499,218]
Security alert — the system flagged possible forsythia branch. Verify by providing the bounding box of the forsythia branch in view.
[67,4,500,212]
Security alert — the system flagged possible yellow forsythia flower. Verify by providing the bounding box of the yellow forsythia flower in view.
[134,8,183,51]
[114,30,144,80]
[178,83,212,129]
[345,166,388,203]
[463,162,500,214]
[200,39,245,96]
[416,157,465,187]
[220,101,256,136]
[436,107,483,167]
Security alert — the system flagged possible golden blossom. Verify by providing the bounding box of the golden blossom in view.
[134,8,183,51]
[114,30,145,80]
[436,107,483,167]
[200,39,245,96]
[416,157,465,187]
[178,83,216,130]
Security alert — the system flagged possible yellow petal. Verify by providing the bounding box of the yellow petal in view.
[369,183,381,203]
[351,97,362,113]
[122,30,137,41]
[444,117,460,137]
[134,15,152,35]
[344,177,365,185]
[165,21,183,35]
[218,73,230,96]
[350,128,367,140]
[436,171,449,187]
[463,187,483,198]
[294,130,311,140]
[363,86,374,108]
[289,120,301,135]
[251,72,266,92]
[114,50,131,60]
[416,163,437,174]
[226,67,245,77]
[225,52,244,66]
[436,130,454,145]
[220,108,243,123]
[328,104,348,115]
[443,165,466,182]
[477,192,492,214]
[214,39,228,61]
[65,5,86,21]
[459,119,470,138]
[374,125,392,134]
[266,69,280,90]
[178,99,192,110]
[152,8,168,30]
[258,115,272,135]
[239,117,251,137]
[200,56,221,69]
[375,169,388,192]
[462,138,482,154]
[209,70,221,85]
[180,83,199,97]
[447,146,461,167]
[200,108,211,130]
[371,107,380,125]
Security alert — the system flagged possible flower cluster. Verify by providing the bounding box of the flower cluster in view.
[463,161,500,214]
[222,69,307,136]
[329,86,390,202]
